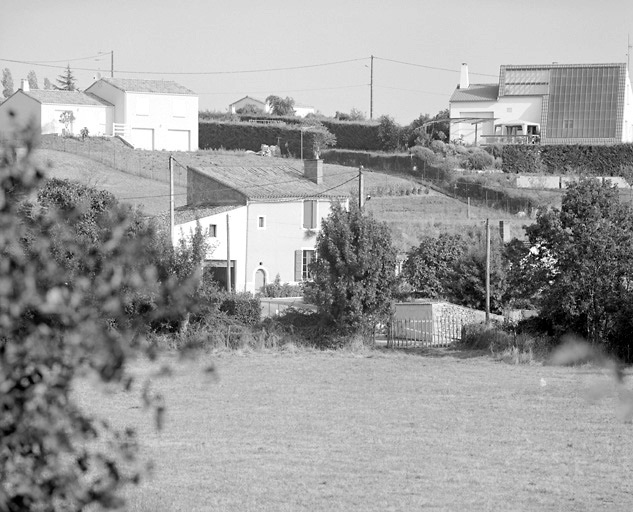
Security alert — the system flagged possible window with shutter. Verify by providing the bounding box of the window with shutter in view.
[303,200,317,229]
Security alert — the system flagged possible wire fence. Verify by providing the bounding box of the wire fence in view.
[386,316,464,348]
[40,136,188,188]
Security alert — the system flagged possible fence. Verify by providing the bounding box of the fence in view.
[386,316,463,348]
[40,135,187,188]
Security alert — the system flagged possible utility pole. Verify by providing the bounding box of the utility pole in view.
[111,50,114,78]
[169,155,174,244]
[358,165,365,209]
[370,55,374,120]
[628,34,632,72]
[226,214,231,292]
[485,218,490,323]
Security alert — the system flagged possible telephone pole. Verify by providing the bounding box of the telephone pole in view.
[358,165,365,209]
[111,50,114,78]
[485,218,490,323]
[369,55,374,120]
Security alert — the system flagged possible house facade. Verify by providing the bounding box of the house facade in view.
[0,81,113,139]
[229,96,270,114]
[450,62,633,145]
[173,161,350,293]
[85,78,199,151]
[0,77,198,151]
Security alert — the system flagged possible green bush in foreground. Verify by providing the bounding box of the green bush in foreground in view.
[0,138,201,510]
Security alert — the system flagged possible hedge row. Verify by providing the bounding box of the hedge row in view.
[198,121,320,158]
[320,120,381,151]
[502,144,633,175]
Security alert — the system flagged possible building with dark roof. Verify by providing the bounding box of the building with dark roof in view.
[173,160,350,293]
[449,62,633,145]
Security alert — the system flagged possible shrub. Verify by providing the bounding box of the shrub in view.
[411,145,436,165]
[464,149,494,170]
[262,274,303,298]
[219,293,261,326]
[460,322,510,350]
[429,139,446,155]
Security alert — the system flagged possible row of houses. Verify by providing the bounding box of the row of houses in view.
[2,61,633,295]
[0,80,315,151]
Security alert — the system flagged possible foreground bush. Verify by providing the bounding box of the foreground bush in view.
[0,137,202,509]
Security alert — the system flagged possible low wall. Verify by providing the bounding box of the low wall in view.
[516,174,631,190]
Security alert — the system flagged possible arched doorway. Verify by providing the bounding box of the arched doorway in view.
[254,269,266,293]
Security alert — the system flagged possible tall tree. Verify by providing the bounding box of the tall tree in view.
[265,95,295,116]
[54,64,78,91]
[27,70,39,89]
[515,178,633,359]
[43,77,52,90]
[2,68,14,98]
[311,202,397,337]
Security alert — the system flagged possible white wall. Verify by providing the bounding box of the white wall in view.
[243,198,342,292]
[41,103,112,136]
[85,80,126,126]
[125,92,199,150]
[622,68,633,143]
[450,96,543,144]
[174,207,248,290]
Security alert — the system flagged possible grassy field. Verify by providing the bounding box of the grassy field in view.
[75,349,633,512]
[33,149,188,216]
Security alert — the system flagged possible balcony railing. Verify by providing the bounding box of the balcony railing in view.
[112,123,130,139]
[481,134,541,145]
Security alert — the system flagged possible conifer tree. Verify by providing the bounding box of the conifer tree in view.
[54,64,78,91]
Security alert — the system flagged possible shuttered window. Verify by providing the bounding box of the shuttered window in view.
[295,249,315,281]
[303,200,317,229]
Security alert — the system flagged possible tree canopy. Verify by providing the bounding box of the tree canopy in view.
[27,70,39,89]
[54,64,78,91]
[2,68,14,98]
[266,95,295,116]
[513,178,633,359]
[310,202,397,337]
[1,150,205,509]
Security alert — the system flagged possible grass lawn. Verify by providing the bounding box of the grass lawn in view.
[75,349,633,511]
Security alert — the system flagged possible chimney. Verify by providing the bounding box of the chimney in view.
[21,79,29,92]
[459,63,469,89]
[304,158,323,185]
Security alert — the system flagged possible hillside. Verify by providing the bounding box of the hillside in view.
[32,143,529,251]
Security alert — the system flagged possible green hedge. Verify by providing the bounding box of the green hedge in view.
[320,120,381,151]
[502,144,633,175]
[198,121,322,158]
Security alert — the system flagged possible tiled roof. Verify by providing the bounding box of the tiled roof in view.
[190,165,351,200]
[229,95,266,106]
[174,204,240,224]
[22,89,112,106]
[98,77,196,95]
[450,83,499,102]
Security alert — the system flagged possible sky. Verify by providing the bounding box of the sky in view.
[1,0,632,124]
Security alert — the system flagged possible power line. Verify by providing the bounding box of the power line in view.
[374,56,498,78]
[198,84,367,95]
[0,56,369,75]
[27,53,107,64]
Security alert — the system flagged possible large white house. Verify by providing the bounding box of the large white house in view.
[450,62,633,145]
[173,160,350,293]
[0,77,199,151]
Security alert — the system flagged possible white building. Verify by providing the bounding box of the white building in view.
[0,77,199,151]
[450,62,633,145]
